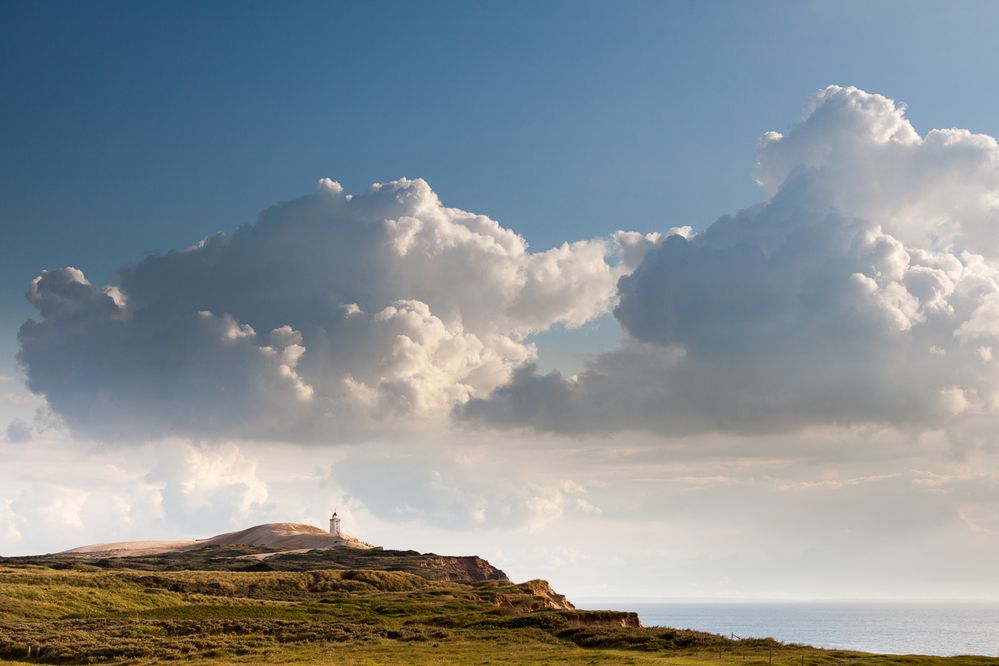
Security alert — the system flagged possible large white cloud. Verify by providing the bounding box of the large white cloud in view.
[18,178,620,441]
[462,86,999,435]
[20,86,999,442]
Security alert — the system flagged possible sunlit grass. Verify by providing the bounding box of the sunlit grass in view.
[1,559,997,664]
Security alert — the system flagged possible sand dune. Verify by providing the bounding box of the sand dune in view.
[60,539,198,557]
[196,523,372,550]
[60,522,373,558]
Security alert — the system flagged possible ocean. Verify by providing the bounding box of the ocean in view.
[576,600,999,657]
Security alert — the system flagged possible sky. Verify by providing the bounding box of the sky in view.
[3,0,999,600]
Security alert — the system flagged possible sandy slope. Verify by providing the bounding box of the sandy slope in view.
[196,523,373,550]
[59,540,198,557]
[60,523,374,558]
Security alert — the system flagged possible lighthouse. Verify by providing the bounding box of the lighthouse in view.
[329,511,342,536]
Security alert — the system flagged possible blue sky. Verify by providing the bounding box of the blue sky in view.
[6,2,999,599]
[4,0,999,374]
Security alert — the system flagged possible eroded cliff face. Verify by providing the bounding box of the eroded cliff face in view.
[486,578,575,611]
[418,554,507,582]
[518,579,575,610]
[559,609,643,628]
[484,581,643,627]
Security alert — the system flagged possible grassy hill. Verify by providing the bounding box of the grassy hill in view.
[1,547,997,665]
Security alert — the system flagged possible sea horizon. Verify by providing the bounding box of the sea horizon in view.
[578,596,999,604]
[577,599,999,657]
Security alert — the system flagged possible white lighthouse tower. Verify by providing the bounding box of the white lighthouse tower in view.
[329,511,342,536]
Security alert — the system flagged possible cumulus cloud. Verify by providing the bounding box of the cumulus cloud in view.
[18,178,621,442]
[21,85,999,443]
[462,86,999,435]
[753,87,999,258]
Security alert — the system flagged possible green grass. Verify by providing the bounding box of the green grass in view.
[0,552,997,665]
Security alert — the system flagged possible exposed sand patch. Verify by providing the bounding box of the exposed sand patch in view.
[232,548,317,561]
[61,540,197,557]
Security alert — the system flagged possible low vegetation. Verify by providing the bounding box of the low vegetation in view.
[0,548,997,665]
